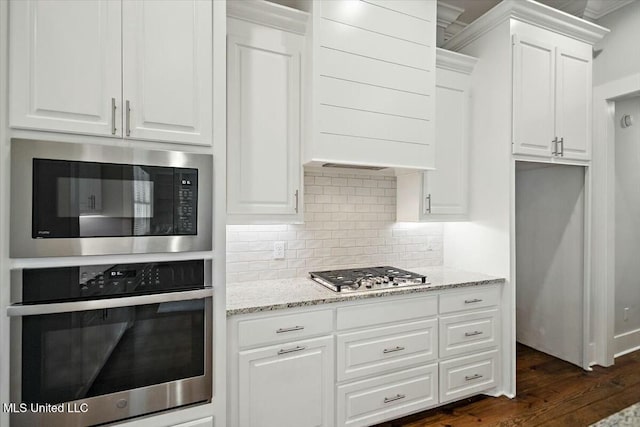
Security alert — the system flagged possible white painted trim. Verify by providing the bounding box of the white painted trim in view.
[584,0,636,20]
[614,328,640,358]
[437,2,464,29]
[591,73,640,367]
[227,0,309,35]
[436,48,478,75]
[444,0,610,51]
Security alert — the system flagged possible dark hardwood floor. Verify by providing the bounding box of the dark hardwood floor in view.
[375,344,640,427]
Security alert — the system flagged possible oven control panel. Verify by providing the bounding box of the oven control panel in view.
[174,168,198,235]
[17,259,206,304]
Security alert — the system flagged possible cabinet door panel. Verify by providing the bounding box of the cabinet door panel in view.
[9,0,121,136]
[512,35,555,157]
[238,336,334,427]
[122,0,212,145]
[227,22,302,218]
[424,70,469,216]
[556,48,591,161]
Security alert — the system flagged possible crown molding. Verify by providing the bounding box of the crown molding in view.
[227,0,309,35]
[584,0,635,20]
[443,0,610,51]
[437,2,465,29]
[436,48,478,74]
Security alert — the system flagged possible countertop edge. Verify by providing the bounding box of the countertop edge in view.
[226,277,505,317]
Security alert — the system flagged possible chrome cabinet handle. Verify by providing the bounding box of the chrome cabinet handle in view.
[465,374,483,381]
[111,97,117,135]
[383,346,405,354]
[125,100,131,136]
[276,326,304,334]
[465,331,483,337]
[559,137,564,157]
[551,136,558,155]
[464,298,482,304]
[277,345,306,355]
[294,189,299,213]
[383,394,406,404]
[425,193,432,214]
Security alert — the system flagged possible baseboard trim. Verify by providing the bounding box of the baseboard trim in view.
[614,328,640,358]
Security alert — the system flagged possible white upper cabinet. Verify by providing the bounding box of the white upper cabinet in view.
[122,0,212,145]
[512,25,593,161]
[555,47,591,160]
[9,0,212,146]
[226,3,307,223]
[307,0,437,170]
[396,49,477,222]
[9,0,122,137]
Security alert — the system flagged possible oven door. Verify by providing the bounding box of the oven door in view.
[10,138,212,257]
[8,289,212,427]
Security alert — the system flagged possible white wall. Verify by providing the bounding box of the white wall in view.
[515,162,586,367]
[593,1,640,86]
[226,168,444,283]
[614,96,640,342]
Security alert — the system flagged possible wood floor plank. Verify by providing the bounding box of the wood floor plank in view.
[373,344,640,427]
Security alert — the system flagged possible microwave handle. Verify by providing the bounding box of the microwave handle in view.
[6,288,213,317]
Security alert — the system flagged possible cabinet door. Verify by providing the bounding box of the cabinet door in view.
[238,336,334,427]
[9,0,122,136]
[512,35,555,157]
[555,47,591,161]
[227,20,302,221]
[423,68,470,217]
[122,0,212,145]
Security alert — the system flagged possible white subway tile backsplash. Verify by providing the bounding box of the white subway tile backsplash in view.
[227,169,444,283]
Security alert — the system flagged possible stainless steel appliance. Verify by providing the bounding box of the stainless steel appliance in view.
[10,138,212,257]
[8,260,212,427]
[309,266,429,292]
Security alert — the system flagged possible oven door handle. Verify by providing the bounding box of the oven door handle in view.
[6,288,213,317]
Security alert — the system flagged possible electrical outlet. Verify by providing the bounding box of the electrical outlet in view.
[273,241,285,259]
[624,307,630,321]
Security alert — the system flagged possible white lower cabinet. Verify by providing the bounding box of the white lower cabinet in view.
[337,364,438,427]
[439,349,499,404]
[229,287,502,427]
[237,336,334,427]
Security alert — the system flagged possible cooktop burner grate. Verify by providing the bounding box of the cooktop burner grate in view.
[309,266,428,292]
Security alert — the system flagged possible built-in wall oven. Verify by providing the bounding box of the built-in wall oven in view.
[8,259,212,427]
[10,138,212,257]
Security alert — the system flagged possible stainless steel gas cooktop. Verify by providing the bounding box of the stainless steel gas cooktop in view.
[309,266,429,292]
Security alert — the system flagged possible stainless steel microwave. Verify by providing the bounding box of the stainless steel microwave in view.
[10,139,212,257]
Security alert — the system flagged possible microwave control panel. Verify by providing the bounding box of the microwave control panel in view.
[175,168,198,235]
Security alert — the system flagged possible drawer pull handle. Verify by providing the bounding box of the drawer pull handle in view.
[465,331,483,337]
[383,394,406,404]
[383,346,406,354]
[464,298,483,304]
[465,374,483,381]
[276,326,304,334]
[277,345,306,355]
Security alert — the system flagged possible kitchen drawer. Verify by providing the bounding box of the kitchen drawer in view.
[439,309,499,358]
[439,286,500,314]
[337,296,437,331]
[337,364,438,427]
[439,349,499,403]
[237,309,333,349]
[337,319,437,382]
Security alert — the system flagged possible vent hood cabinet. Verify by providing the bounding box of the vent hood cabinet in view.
[305,0,437,170]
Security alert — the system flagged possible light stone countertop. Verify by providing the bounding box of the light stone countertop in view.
[226,266,505,316]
